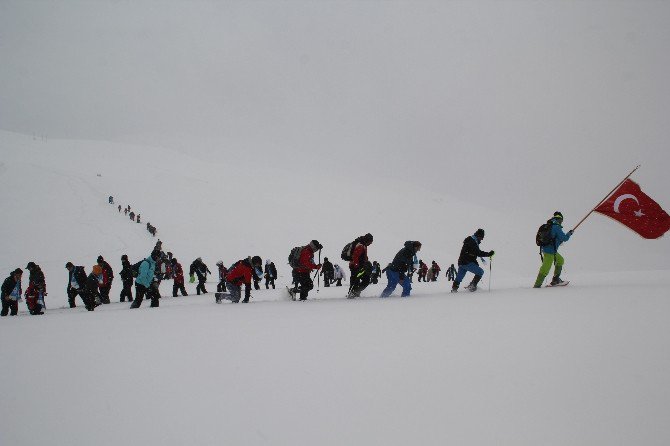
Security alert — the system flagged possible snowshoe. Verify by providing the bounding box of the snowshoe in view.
[546,280,570,287]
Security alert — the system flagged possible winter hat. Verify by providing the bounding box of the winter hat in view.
[65,262,74,269]
[121,254,128,261]
[171,258,177,264]
[26,261,36,270]
[13,268,23,276]
[553,211,564,221]
[92,265,102,275]
[97,255,104,262]
[151,250,160,261]
[216,261,223,266]
[309,240,323,251]
[362,233,374,245]
[251,256,262,266]
[413,241,422,249]
[475,228,485,239]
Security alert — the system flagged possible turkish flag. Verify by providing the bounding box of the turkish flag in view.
[594,179,670,239]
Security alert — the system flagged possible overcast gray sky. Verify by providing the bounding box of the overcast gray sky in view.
[1,0,669,211]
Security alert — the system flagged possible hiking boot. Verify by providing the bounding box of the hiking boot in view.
[550,277,564,286]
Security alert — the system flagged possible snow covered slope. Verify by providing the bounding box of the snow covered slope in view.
[1,131,669,445]
[1,130,667,309]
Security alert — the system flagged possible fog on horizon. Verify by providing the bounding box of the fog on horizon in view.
[1,0,669,212]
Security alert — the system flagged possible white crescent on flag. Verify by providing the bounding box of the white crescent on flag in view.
[613,194,640,214]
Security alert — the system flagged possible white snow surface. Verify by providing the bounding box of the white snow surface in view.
[1,131,669,445]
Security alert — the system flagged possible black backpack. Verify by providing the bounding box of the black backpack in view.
[74,266,87,285]
[341,239,358,261]
[536,221,555,247]
[131,260,144,278]
[288,246,304,268]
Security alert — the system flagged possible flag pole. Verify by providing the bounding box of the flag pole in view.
[572,165,641,231]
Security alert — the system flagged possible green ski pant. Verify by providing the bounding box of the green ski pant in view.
[534,253,564,287]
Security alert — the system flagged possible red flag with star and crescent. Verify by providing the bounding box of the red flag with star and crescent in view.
[594,179,670,239]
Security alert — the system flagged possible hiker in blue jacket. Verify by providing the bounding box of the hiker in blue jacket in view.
[534,211,573,287]
[130,251,159,308]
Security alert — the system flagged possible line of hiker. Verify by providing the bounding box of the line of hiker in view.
[2,211,574,315]
[111,196,157,237]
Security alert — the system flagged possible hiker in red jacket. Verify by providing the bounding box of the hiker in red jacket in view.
[348,233,373,298]
[222,256,262,303]
[290,240,322,301]
[172,258,188,297]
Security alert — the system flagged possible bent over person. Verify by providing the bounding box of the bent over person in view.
[380,241,422,298]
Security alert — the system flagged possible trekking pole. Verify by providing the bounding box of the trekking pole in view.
[316,249,321,293]
[489,255,493,292]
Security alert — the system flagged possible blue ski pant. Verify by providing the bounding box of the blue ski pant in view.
[380,269,412,298]
[455,263,484,283]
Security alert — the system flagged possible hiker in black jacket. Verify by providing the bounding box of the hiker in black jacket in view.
[65,262,89,308]
[119,255,134,302]
[264,260,277,289]
[320,257,334,287]
[1,269,23,317]
[452,229,494,292]
[190,257,211,295]
[380,241,422,298]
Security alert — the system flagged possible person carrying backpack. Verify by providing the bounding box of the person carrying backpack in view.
[451,229,494,293]
[223,256,263,303]
[119,255,134,302]
[264,260,277,289]
[534,211,574,287]
[380,241,422,298]
[289,240,323,301]
[347,233,373,298]
[130,251,159,308]
[1,269,23,317]
[189,258,212,295]
[25,262,46,315]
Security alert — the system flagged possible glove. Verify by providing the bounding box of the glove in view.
[568,230,574,236]
[489,250,495,257]
[189,274,195,283]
